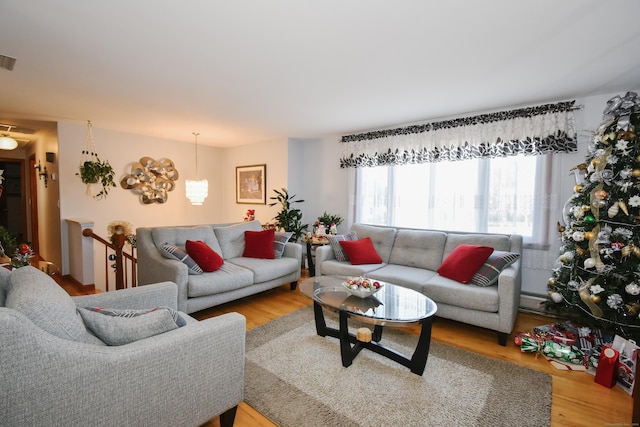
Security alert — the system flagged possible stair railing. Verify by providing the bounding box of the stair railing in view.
[82,228,137,291]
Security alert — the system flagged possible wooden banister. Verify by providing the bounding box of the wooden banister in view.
[82,228,137,291]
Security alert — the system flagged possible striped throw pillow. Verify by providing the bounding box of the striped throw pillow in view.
[328,231,358,262]
[160,243,203,275]
[470,251,520,287]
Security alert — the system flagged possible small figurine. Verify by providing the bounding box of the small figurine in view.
[329,222,338,235]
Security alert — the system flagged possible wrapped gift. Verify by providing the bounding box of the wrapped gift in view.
[514,330,535,346]
[578,327,607,353]
[521,337,585,365]
[611,335,639,395]
[594,346,619,388]
[534,321,578,346]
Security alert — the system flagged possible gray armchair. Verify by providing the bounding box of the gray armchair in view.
[0,266,245,427]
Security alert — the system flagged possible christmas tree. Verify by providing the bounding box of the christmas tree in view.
[546,91,640,340]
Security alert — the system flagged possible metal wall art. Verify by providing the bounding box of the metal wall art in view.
[121,157,179,204]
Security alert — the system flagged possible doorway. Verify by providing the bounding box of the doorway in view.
[0,159,28,245]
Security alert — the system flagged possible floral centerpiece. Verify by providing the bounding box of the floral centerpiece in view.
[107,220,136,247]
[12,243,34,268]
[244,209,255,221]
[316,212,343,235]
[342,276,383,298]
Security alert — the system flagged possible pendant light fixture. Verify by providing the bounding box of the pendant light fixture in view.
[185,132,208,205]
[0,126,18,150]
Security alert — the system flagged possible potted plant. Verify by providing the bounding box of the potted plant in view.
[317,211,343,231]
[268,188,308,242]
[0,226,18,263]
[77,158,116,199]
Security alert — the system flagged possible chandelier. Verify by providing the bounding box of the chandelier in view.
[185,132,208,205]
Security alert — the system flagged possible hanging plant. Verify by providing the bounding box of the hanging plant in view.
[77,120,116,200]
[77,158,116,199]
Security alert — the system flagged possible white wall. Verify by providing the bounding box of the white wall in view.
[294,137,350,234]
[33,124,62,268]
[57,121,225,285]
[220,137,290,224]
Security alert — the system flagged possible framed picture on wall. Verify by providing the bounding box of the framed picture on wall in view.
[236,164,266,204]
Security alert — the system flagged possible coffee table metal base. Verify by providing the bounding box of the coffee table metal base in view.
[313,301,433,376]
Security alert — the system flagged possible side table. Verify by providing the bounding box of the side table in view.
[303,236,330,276]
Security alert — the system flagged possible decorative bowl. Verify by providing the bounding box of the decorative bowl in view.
[341,277,383,298]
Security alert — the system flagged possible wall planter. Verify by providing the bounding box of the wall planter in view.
[77,159,116,199]
[77,121,116,200]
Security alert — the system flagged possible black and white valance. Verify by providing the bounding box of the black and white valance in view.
[340,101,578,168]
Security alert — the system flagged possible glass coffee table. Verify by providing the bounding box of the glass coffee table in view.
[299,276,437,375]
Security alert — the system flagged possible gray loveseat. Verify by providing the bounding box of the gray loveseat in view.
[1,266,245,427]
[137,220,302,314]
[315,223,522,345]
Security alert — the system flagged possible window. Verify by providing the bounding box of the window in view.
[355,154,551,247]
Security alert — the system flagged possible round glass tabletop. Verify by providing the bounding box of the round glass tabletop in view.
[300,276,437,324]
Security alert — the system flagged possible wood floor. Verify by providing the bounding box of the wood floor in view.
[60,272,633,427]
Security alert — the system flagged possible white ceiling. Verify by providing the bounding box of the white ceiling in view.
[1,0,639,147]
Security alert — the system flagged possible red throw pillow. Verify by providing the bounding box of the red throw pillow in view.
[185,240,224,272]
[243,229,275,259]
[338,237,383,265]
[437,244,494,283]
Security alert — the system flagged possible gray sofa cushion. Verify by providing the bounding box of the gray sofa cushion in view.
[424,274,500,313]
[367,264,438,293]
[5,266,98,344]
[351,224,397,263]
[229,256,299,283]
[187,262,254,297]
[152,225,222,255]
[77,306,186,346]
[319,259,386,277]
[214,220,263,259]
[389,229,447,270]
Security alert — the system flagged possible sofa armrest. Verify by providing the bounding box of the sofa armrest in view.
[1,308,246,426]
[136,227,189,288]
[136,228,189,312]
[496,260,522,334]
[72,281,179,311]
[315,245,336,276]
[282,242,302,262]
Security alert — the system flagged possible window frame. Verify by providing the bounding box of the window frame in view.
[354,154,552,250]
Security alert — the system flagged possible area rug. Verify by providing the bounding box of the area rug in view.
[245,306,551,427]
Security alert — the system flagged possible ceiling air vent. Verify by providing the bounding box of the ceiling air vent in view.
[0,55,16,71]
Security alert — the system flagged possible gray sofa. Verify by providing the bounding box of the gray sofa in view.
[137,220,302,314]
[315,223,522,345]
[0,266,245,427]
